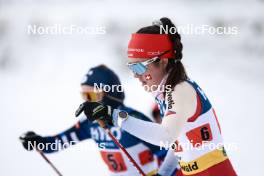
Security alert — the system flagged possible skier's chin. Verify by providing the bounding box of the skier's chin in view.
[141,81,146,86]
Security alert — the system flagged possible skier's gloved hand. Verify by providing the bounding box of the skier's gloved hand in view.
[75,101,114,128]
[19,131,42,151]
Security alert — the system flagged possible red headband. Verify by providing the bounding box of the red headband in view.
[127,33,175,59]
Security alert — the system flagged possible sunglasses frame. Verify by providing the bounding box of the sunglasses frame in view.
[127,50,171,75]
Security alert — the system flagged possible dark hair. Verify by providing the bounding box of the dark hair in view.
[136,17,187,94]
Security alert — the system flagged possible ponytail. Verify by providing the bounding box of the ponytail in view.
[137,17,188,94]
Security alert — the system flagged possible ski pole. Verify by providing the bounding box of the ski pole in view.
[36,149,63,176]
[98,120,146,176]
[74,103,146,176]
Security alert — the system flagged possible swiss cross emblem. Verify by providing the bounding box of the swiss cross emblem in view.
[145,74,152,80]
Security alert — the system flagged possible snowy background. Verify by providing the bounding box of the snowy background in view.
[0,0,264,175]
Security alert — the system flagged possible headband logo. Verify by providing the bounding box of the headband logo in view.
[147,51,163,56]
[127,48,144,52]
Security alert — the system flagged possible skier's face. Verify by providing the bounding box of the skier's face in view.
[80,85,104,102]
[128,58,168,92]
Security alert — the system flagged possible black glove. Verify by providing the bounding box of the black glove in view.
[19,131,42,151]
[75,101,114,127]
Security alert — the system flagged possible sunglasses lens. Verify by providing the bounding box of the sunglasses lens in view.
[128,63,147,75]
[81,92,97,101]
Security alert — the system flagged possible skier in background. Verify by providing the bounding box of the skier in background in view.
[20,65,173,176]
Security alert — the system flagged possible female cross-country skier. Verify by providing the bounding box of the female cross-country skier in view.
[76,18,237,176]
[20,65,175,176]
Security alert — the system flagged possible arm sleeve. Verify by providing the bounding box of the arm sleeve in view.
[116,82,197,147]
[129,111,163,154]
[157,149,180,176]
[40,116,92,153]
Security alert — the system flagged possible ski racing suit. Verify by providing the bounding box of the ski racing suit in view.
[114,79,237,176]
